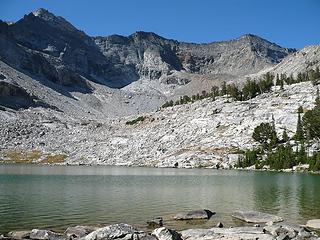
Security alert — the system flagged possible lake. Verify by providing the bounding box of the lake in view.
[0,164,319,234]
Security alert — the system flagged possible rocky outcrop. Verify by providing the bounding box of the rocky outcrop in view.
[232,211,283,223]
[173,210,215,220]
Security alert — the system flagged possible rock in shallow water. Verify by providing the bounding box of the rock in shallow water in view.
[232,210,283,223]
[306,219,320,230]
[173,209,215,220]
[147,217,163,228]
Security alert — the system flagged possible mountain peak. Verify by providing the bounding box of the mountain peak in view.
[129,31,166,41]
[238,33,270,43]
[32,8,55,19]
[31,8,79,33]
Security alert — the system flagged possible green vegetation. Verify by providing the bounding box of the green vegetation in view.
[252,122,278,149]
[125,116,146,125]
[162,68,320,109]
[236,91,320,172]
[161,73,274,108]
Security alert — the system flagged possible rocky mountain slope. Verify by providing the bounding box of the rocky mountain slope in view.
[0,81,317,167]
[0,8,295,117]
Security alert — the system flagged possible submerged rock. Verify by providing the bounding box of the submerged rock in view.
[232,210,283,223]
[82,223,141,240]
[306,219,320,229]
[152,227,181,240]
[173,209,215,220]
[147,217,163,228]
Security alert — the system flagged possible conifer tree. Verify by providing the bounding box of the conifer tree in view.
[294,110,304,141]
[282,128,289,142]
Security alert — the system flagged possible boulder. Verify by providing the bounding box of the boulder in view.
[180,227,273,240]
[147,217,163,228]
[29,229,64,240]
[7,231,31,239]
[173,209,215,220]
[232,211,283,223]
[152,227,181,240]
[263,222,312,239]
[65,226,98,239]
[216,222,223,228]
[82,224,141,240]
[0,235,11,240]
[306,219,320,229]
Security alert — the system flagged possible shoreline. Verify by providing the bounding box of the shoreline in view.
[1,219,319,240]
[1,162,319,175]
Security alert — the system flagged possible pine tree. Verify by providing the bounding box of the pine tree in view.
[316,88,320,107]
[252,122,278,149]
[282,129,289,142]
[294,111,304,141]
[220,81,227,96]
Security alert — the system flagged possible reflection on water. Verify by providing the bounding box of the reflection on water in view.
[0,165,319,233]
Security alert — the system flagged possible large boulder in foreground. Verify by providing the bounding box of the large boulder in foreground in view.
[152,227,182,240]
[65,226,98,239]
[232,211,283,223]
[173,209,215,220]
[81,223,141,240]
[264,222,312,239]
[7,231,31,239]
[306,219,320,229]
[29,229,64,240]
[181,227,273,240]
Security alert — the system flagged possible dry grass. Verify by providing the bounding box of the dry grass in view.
[3,150,41,163]
[40,154,67,164]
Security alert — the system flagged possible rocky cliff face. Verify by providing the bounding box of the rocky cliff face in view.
[94,32,294,82]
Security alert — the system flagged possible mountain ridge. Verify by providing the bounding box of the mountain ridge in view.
[0,8,318,119]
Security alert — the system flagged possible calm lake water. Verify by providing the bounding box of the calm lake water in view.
[0,164,320,234]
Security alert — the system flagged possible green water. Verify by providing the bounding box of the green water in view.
[0,164,319,234]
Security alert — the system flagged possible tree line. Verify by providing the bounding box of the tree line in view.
[162,67,320,108]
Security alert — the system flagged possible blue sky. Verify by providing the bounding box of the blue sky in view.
[1,0,319,48]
